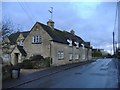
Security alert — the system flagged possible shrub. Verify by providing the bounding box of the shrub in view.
[22,59,33,69]
[44,57,51,67]
[21,57,51,69]
[30,55,44,61]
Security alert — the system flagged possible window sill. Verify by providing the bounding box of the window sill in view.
[58,58,64,60]
[32,43,41,44]
[75,59,79,60]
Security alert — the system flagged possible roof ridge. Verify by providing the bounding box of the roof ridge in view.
[20,31,30,33]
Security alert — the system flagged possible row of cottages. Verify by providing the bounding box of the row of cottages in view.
[2,20,92,66]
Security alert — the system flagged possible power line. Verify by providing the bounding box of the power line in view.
[17,0,34,23]
[22,0,36,21]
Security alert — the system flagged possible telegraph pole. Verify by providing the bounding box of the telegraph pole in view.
[118,2,120,59]
[113,32,115,55]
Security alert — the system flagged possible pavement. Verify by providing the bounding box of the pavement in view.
[2,60,93,89]
[20,68,48,76]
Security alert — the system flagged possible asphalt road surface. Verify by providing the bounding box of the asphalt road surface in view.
[16,59,118,88]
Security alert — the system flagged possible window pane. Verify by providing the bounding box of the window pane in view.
[32,36,41,43]
[58,51,64,60]
[32,36,34,43]
[69,54,73,60]
[39,36,41,43]
[75,54,79,59]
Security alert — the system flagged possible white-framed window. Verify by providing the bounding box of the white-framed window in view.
[81,43,84,49]
[69,53,73,60]
[32,36,42,44]
[19,40,23,46]
[75,54,79,60]
[67,39,72,46]
[75,42,79,48]
[58,51,64,60]
[82,54,85,59]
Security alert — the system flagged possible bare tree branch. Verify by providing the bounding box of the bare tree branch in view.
[1,18,14,40]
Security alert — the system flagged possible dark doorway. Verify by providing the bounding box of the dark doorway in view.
[14,53,19,65]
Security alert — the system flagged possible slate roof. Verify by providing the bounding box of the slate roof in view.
[38,22,90,48]
[8,32,20,45]
[21,31,30,38]
[17,45,27,56]
[7,22,91,48]
[8,31,30,45]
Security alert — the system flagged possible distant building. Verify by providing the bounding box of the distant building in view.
[2,20,92,66]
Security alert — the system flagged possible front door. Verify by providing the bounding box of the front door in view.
[14,53,19,65]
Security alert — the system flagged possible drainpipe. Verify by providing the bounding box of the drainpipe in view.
[50,41,52,66]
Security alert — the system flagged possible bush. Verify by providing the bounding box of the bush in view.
[30,55,44,61]
[22,59,33,69]
[44,57,51,67]
[21,57,51,69]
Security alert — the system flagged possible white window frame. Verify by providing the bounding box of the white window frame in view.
[75,42,79,48]
[81,43,84,49]
[19,40,23,46]
[69,53,73,60]
[58,51,64,60]
[32,36,42,44]
[75,54,79,60]
[67,39,72,46]
[82,54,85,59]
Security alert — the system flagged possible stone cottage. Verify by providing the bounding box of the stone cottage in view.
[2,20,92,66]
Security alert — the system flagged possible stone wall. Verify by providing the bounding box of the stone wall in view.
[23,23,52,59]
[50,41,89,66]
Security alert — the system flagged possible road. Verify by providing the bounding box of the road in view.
[16,59,118,88]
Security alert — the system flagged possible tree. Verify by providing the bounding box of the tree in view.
[1,19,14,40]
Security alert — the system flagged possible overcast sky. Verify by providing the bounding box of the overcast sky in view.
[2,2,118,54]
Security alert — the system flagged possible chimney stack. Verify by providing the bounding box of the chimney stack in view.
[70,29,75,35]
[47,19,54,29]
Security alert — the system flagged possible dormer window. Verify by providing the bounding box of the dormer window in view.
[32,36,41,44]
[17,40,23,46]
[75,42,79,48]
[19,40,23,46]
[67,39,72,46]
[81,43,84,49]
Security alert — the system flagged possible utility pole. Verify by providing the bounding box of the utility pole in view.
[117,2,120,59]
[113,32,115,55]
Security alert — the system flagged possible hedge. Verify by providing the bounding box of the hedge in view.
[21,57,51,69]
